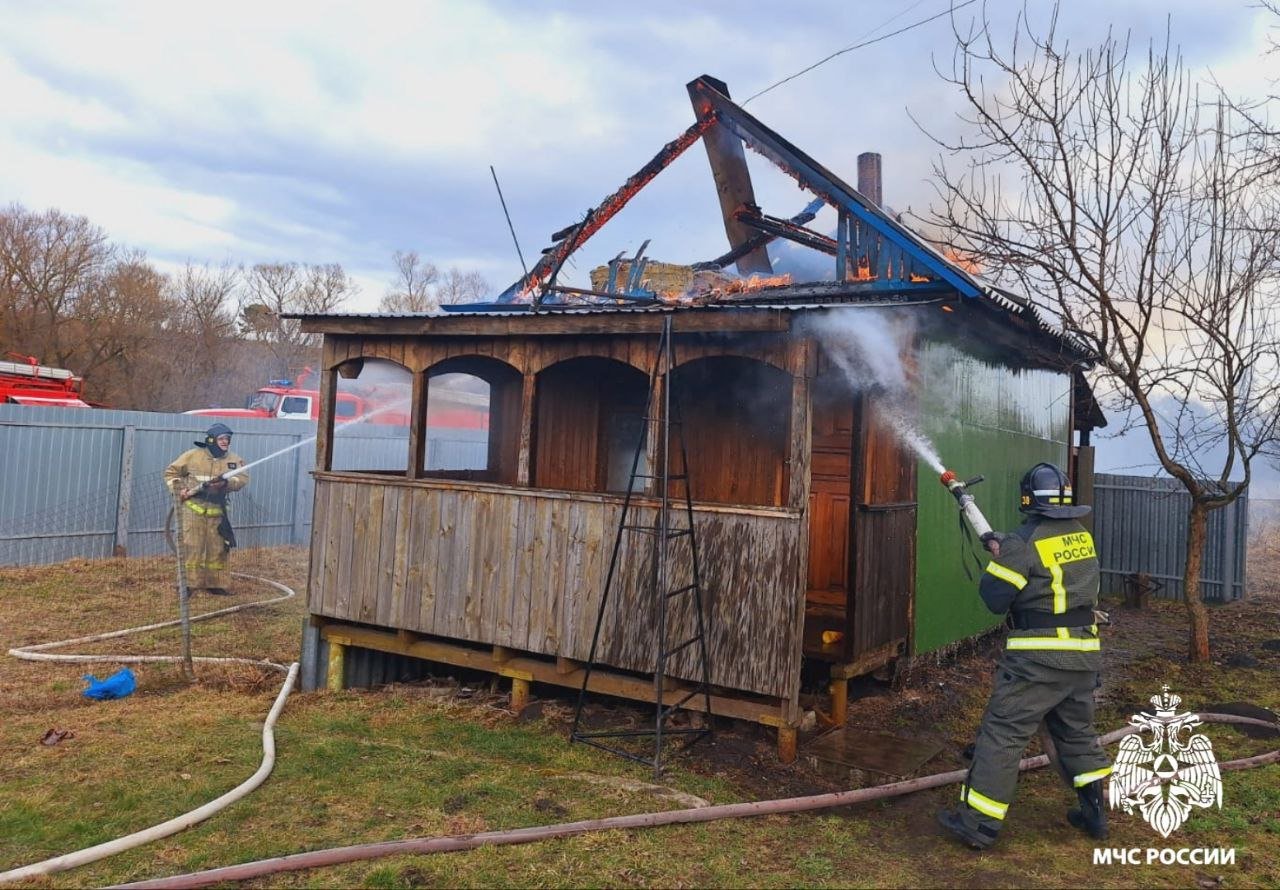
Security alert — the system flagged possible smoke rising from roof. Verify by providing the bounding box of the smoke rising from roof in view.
[799,308,945,473]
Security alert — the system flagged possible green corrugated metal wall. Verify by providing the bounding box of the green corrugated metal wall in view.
[912,340,1072,654]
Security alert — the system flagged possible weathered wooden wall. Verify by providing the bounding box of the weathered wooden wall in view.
[671,357,792,507]
[849,396,917,658]
[534,358,648,493]
[309,474,806,700]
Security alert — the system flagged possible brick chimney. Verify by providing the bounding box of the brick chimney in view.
[857,152,882,207]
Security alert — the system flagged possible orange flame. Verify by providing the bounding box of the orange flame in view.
[723,273,793,294]
[941,247,982,275]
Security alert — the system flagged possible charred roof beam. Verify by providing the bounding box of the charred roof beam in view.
[687,76,982,299]
[734,207,838,256]
[688,76,773,276]
[693,197,825,271]
[497,116,716,304]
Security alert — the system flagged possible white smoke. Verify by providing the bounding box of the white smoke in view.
[798,309,946,473]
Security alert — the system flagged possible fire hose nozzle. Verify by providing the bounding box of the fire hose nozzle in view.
[940,468,999,554]
[940,470,966,497]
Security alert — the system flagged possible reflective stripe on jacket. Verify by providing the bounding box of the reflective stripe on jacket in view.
[978,515,1101,670]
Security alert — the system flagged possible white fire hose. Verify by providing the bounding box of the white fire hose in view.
[1,573,297,885]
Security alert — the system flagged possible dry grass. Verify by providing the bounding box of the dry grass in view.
[0,544,1277,888]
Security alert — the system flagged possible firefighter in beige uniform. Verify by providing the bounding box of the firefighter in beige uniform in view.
[937,462,1111,849]
[164,423,249,596]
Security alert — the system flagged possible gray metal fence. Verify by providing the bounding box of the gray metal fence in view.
[0,405,487,567]
[1093,472,1248,603]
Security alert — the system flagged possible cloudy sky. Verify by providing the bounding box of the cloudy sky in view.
[2,0,1273,310]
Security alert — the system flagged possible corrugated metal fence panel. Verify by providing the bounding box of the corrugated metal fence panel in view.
[1093,473,1248,603]
[0,405,324,564]
[0,417,123,564]
[0,405,493,566]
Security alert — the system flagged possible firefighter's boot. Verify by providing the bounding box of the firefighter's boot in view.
[1066,779,1108,839]
[936,808,998,850]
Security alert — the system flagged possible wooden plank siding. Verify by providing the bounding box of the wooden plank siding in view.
[308,474,806,701]
[849,396,917,658]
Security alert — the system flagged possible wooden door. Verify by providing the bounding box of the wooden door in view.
[805,370,856,657]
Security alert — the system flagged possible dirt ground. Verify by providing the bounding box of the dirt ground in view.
[437,541,1280,820]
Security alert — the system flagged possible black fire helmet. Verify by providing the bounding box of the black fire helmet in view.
[196,422,234,450]
[1019,462,1091,519]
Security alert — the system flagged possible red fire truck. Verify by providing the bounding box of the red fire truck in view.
[0,356,92,408]
[185,369,488,430]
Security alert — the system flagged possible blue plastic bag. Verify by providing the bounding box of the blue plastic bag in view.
[82,668,136,700]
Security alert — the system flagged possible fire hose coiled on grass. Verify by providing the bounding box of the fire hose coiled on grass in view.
[0,573,298,886]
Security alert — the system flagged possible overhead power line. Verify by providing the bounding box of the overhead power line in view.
[743,0,980,104]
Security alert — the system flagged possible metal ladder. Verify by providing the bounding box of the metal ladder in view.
[570,316,714,776]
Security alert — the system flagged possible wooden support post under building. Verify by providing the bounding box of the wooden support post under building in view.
[777,725,798,764]
[510,676,531,714]
[326,641,346,692]
[828,676,848,727]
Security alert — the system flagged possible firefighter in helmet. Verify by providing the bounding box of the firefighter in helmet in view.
[937,462,1110,849]
[164,423,250,596]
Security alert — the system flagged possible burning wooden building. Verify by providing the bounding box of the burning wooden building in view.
[293,77,1101,759]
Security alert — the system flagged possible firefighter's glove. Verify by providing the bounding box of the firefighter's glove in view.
[980,532,1001,558]
[1093,609,1111,626]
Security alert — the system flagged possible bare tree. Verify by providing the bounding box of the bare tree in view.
[75,252,170,380]
[240,261,355,376]
[301,262,357,313]
[378,250,489,311]
[920,9,1280,661]
[435,267,489,305]
[0,204,112,371]
[174,261,238,339]
[379,250,439,312]
[80,255,179,407]
[0,204,368,410]
[146,261,252,410]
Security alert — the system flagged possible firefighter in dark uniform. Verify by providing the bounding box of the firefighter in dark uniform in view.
[937,462,1111,849]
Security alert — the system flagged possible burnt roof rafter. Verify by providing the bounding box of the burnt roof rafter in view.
[693,197,824,271]
[687,76,981,299]
[734,207,838,257]
[496,74,984,305]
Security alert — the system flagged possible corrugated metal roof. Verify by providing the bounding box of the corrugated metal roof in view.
[285,283,1090,363]
[288,296,946,321]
